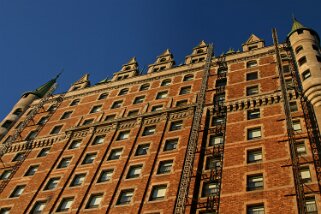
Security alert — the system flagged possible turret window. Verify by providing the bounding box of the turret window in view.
[298,56,307,66]
[302,69,311,80]
[13,108,22,116]
[295,46,303,54]
[2,120,13,129]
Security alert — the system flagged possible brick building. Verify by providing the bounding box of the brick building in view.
[0,18,321,214]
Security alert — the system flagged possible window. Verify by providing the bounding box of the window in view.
[97,169,113,183]
[44,177,60,190]
[98,93,108,100]
[151,105,163,112]
[126,165,143,179]
[142,126,156,136]
[2,120,13,128]
[157,160,173,174]
[117,130,130,141]
[70,99,80,106]
[302,69,311,80]
[50,125,63,134]
[170,120,183,131]
[201,182,219,197]
[10,185,26,198]
[179,86,191,95]
[25,165,39,176]
[31,201,46,214]
[0,208,10,214]
[111,100,123,109]
[82,153,97,164]
[0,170,12,180]
[247,127,262,140]
[156,91,168,99]
[290,101,298,112]
[57,157,72,168]
[60,111,72,120]
[47,105,57,112]
[285,78,293,89]
[90,105,102,113]
[205,156,221,170]
[296,141,307,156]
[298,56,307,66]
[105,114,116,121]
[246,72,258,81]
[140,83,150,91]
[246,86,259,96]
[247,109,260,120]
[217,67,227,75]
[83,119,94,125]
[300,167,312,183]
[211,117,225,126]
[92,135,105,145]
[215,78,227,87]
[164,138,178,151]
[283,65,290,73]
[133,96,145,104]
[86,193,103,209]
[176,99,188,107]
[247,174,263,191]
[37,116,49,125]
[305,197,318,213]
[247,60,257,68]
[209,135,224,147]
[12,152,26,162]
[70,173,86,187]
[37,147,50,157]
[295,46,303,54]
[161,79,171,86]
[149,185,167,201]
[56,197,74,212]
[183,74,194,81]
[313,44,319,51]
[13,108,22,116]
[135,144,150,156]
[128,110,139,117]
[26,130,37,140]
[316,55,321,62]
[119,88,129,96]
[214,93,225,105]
[108,148,123,160]
[117,189,134,205]
[68,139,81,149]
[293,120,302,132]
[247,149,262,163]
[247,204,265,214]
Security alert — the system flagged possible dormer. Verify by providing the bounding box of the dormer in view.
[147,49,175,73]
[185,40,208,64]
[242,34,265,52]
[68,74,90,92]
[112,57,139,81]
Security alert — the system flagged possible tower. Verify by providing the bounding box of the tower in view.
[287,17,321,132]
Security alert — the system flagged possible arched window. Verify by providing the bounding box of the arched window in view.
[70,99,80,106]
[118,88,129,96]
[183,74,194,81]
[98,93,108,100]
[246,60,257,68]
[295,46,303,54]
[160,57,166,62]
[13,108,22,116]
[161,79,171,86]
[197,49,204,54]
[140,83,150,91]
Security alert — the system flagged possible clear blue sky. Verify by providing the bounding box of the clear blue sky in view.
[1,0,321,120]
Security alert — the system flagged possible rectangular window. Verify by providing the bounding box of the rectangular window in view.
[246,86,259,96]
[25,165,39,176]
[247,204,265,214]
[142,126,156,136]
[68,140,82,149]
[26,130,37,140]
[179,86,191,95]
[215,78,227,87]
[283,65,290,73]
[85,193,103,209]
[128,110,139,117]
[316,55,321,62]
[247,127,262,140]
[164,139,178,151]
[111,100,123,109]
[156,91,168,99]
[70,173,86,187]
[247,109,260,120]
[247,148,262,163]
[305,197,318,213]
[56,197,74,212]
[108,148,123,160]
[37,147,50,157]
[300,167,312,183]
[50,125,63,134]
[0,208,10,214]
[151,105,163,112]
[211,117,225,126]
[247,174,264,191]
[92,135,105,145]
[44,177,60,190]
[116,130,130,140]
[135,144,150,156]
[82,153,97,164]
[157,160,173,174]
[57,157,72,168]
[12,152,26,162]
[90,105,102,113]
[126,165,143,179]
[97,169,114,183]
[0,170,12,180]
[290,101,298,112]
[296,141,307,156]
[302,69,311,80]
[105,114,116,121]
[205,156,221,170]
[201,182,219,197]
[246,72,258,81]
[170,121,183,131]
[38,116,49,125]
[293,120,302,132]
[83,119,94,125]
[298,56,307,66]
[176,100,188,107]
[31,201,46,214]
[60,111,72,120]
[133,96,145,104]
[149,185,167,201]
[209,135,224,147]
[117,189,134,205]
[10,185,26,198]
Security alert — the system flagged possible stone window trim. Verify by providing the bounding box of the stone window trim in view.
[50,125,64,135]
[246,173,264,191]
[183,74,194,81]
[179,85,192,95]
[246,85,260,96]
[160,79,171,86]
[148,183,168,202]
[60,111,73,120]
[85,193,104,209]
[70,99,80,106]
[246,71,259,81]
[116,130,130,141]
[246,60,258,68]
[133,95,145,104]
[200,180,220,198]
[142,125,157,136]
[128,109,140,117]
[156,159,174,175]
[151,104,164,112]
[57,156,73,169]
[246,126,263,141]
[126,164,144,179]
[176,99,188,107]
[9,184,26,198]
[111,100,123,109]
[81,153,97,165]
[247,108,261,120]
[246,147,263,164]
[56,196,75,212]
[44,177,61,191]
[68,139,82,150]
[140,83,150,91]
[98,92,108,100]
[97,168,114,183]
[107,148,123,161]
[105,114,116,121]
[116,188,135,206]
[30,200,47,214]
[118,88,129,96]
[90,105,102,114]
[156,91,168,100]
[24,165,39,176]
[246,203,265,214]
[298,56,307,66]
[163,138,179,152]
[169,120,183,132]
[70,173,87,187]
[92,135,106,145]
[82,118,95,126]
[134,143,150,156]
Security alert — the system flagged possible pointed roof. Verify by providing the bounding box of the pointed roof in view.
[96,77,109,85]
[23,74,60,98]
[160,49,171,56]
[74,74,89,85]
[126,57,137,65]
[244,34,263,44]
[226,48,235,54]
[287,17,319,41]
[194,40,207,49]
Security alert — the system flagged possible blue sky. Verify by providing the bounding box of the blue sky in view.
[1,0,321,120]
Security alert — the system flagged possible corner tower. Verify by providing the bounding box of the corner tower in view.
[287,17,321,130]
